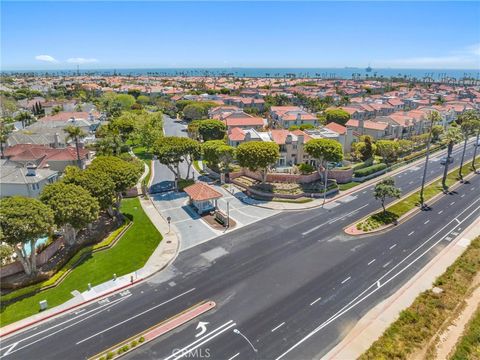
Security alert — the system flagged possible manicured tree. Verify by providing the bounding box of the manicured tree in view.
[374,177,401,215]
[304,138,344,181]
[63,166,116,214]
[375,140,399,165]
[40,183,99,245]
[187,120,202,140]
[420,111,441,208]
[134,111,163,151]
[236,141,280,184]
[153,136,201,188]
[325,108,351,126]
[64,125,87,168]
[202,140,225,170]
[0,196,54,276]
[198,120,227,141]
[183,103,206,121]
[440,126,462,192]
[217,144,236,175]
[88,156,142,210]
[110,112,136,142]
[456,110,479,180]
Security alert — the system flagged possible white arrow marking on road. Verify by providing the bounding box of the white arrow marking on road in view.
[195,321,209,337]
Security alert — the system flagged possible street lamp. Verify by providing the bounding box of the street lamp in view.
[167,216,171,233]
[226,201,230,228]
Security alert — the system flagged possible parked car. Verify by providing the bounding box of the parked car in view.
[440,156,454,165]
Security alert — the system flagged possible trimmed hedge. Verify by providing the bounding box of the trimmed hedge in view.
[354,163,387,177]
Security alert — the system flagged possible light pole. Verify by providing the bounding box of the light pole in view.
[167,216,171,233]
[322,162,331,207]
[226,201,230,228]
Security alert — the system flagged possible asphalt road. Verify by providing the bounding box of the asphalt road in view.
[1,139,479,360]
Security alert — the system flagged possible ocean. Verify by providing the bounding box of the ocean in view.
[2,67,479,80]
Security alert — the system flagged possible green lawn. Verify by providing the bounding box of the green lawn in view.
[338,182,361,191]
[0,198,162,327]
[357,159,480,231]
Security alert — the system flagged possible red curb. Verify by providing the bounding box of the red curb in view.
[144,301,216,341]
[0,277,144,338]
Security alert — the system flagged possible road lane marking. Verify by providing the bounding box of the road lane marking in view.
[438,210,444,214]
[408,231,415,236]
[455,218,461,224]
[271,322,285,332]
[167,321,237,360]
[424,220,430,225]
[302,205,368,235]
[310,297,322,306]
[275,198,480,360]
[0,295,130,352]
[461,194,465,198]
[341,277,351,284]
[383,261,392,268]
[389,244,397,250]
[228,353,240,360]
[1,295,131,358]
[409,181,414,184]
[1,342,17,356]
[367,259,376,266]
[450,201,455,205]
[76,288,195,345]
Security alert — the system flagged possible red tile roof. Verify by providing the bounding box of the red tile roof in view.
[228,127,245,141]
[224,117,264,128]
[325,122,347,135]
[184,182,223,201]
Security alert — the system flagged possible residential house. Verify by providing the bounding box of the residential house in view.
[270,106,318,128]
[0,160,58,198]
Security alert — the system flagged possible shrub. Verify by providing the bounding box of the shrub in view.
[139,336,145,343]
[106,352,114,360]
[353,163,387,177]
[297,163,315,174]
[131,340,138,347]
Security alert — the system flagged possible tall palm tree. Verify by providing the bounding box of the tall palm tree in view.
[470,116,480,173]
[457,110,479,181]
[440,126,462,192]
[64,125,87,168]
[420,111,441,209]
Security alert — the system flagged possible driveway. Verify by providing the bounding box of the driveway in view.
[150,185,278,251]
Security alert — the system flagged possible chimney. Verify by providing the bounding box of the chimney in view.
[26,164,37,176]
[54,133,60,148]
[286,135,292,144]
[358,119,365,135]
[297,134,304,145]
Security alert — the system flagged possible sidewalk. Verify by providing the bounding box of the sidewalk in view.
[1,163,180,338]
[322,217,480,360]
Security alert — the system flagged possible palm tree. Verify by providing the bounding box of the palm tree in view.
[457,110,479,181]
[420,111,441,209]
[440,126,462,192]
[64,125,87,168]
[470,116,480,173]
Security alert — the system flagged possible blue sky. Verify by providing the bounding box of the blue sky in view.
[2,1,479,70]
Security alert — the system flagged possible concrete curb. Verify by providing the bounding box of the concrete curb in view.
[323,217,480,360]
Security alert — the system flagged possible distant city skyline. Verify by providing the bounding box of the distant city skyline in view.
[1,1,479,70]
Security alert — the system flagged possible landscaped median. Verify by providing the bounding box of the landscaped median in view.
[349,159,480,234]
[0,198,163,327]
[90,301,216,360]
[360,236,480,359]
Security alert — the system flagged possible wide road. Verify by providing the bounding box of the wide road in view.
[1,139,478,360]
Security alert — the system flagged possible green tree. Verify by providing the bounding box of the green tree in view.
[0,118,14,158]
[183,103,207,121]
[153,136,201,188]
[40,183,99,245]
[63,166,116,213]
[110,112,136,142]
[202,140,235,174]
[305,138,343,188]
[431,125,444,143]
[374,177,401,215]
[88,156,142,210]
[440,126,463,192]
[236,141,280,183]
[0,196,54,276]
[64,125,87,167]
[325,108,351,126]
[352,136,376,163]
[15,111,35,128]
[457,110,479,180]
[198,119,227,141]
[376,140,399,164]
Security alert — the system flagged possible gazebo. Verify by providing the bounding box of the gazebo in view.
[183,182,223,215]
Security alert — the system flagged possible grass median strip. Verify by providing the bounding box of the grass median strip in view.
[360,236,480,359]
[0,198,162,327]
[357,159,480,232]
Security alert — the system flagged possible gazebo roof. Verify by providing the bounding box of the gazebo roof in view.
[184,182,223,201]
